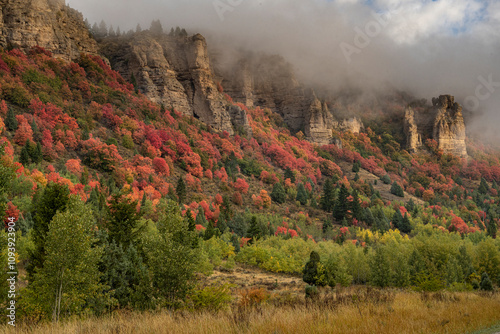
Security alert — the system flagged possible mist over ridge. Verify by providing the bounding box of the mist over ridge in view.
[66,0,500,140]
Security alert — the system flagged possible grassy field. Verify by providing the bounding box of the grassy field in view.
[2,287,499,334]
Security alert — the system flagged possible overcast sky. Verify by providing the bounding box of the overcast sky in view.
[66,0,500,139]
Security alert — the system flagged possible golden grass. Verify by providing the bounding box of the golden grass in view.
[2,290,499,334]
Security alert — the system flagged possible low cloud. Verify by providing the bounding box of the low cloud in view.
[66,0,500,140]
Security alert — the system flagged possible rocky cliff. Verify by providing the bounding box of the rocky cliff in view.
[404,95,467,157]
[101,32,250,135]
[0,0,98,60]
[215,52,359,144]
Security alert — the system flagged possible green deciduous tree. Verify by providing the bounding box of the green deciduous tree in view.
[143,200,198,307]
[29,198,103,321]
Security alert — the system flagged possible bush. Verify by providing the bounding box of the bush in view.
[480,272,493,291]
[390,182,404,197]
[381,174,391,184]
[188,283,233,312]
[305,285,319,299]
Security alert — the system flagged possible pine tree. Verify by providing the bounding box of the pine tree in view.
[19,142,30,165]
[5,108,17,131]
[353,173,360,181]
[390,181,404,197]
[284,168,295,183]
[105,192,141,248]
[296,183,308,205]
[352,162,360,173]
[320,178,335,212]
[350,189,362,220]
[246,216,264,243]
[478,177,489,194]
[270,182,286,204]
[175,26,181,36]
[487,219,497,239]
[333,184,349,221]
[150,20,163,34]
[303,251,326,287]
[400,213,412,234]
[392,209,403,230]
[480,272,493,291]
[176,176,186,204]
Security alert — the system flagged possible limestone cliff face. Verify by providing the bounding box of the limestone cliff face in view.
[101,32,246,134]
[404,108,422,153]
[0,0,98,60]
[403,95,467,157]
[432,95,467,157]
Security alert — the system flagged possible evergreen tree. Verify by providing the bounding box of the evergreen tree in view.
[5,108,18,131]
[480,272,493,291]
[150,20,163,34]
[180,28,188,37]
[350,189,362,220]
[333,184,349,221]
[370,246,392,287]
[19,142,30,165]
[105,192,141,248]
[353,173,360,181]
[246,216,264,243]
[32,142,42,163]
[169,27,175,36]
[390,181,404,197]
[204,220,217,240]
[478,177,489,194]
[362,207,375,226]
[176,176,186,204]
[400,213,412,234]
[28,183,70,278]
[175,26,181,36]
[296,183,308,205]
[320,178,335,212]
[381,174,391,184]
[271,182,286,204]
[303,251,327,286]
[284,168,295,183]
[352,161,360,173]
[487,219,497,239]
[392,209,403,230]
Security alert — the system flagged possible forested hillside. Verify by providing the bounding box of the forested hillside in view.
[0,45,499,323]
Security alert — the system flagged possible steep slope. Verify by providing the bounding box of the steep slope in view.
[0,0,98,60]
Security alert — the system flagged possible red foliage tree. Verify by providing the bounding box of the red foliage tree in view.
[152,157,170,176]
[233,178,249,194]
[14,115,33,145]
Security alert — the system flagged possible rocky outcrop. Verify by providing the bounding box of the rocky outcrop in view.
[101,32,237,134]
[227,105,252,136]
[333,117,363,134]
[432,95,467,157]
[403,95,467,157]
[304,95,334,145]
[404,108,422,153]
[0,0,98,60]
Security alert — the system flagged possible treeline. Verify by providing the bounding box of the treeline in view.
[87,19,188,40]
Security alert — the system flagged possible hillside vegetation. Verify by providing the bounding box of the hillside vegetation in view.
[0,47,499,327]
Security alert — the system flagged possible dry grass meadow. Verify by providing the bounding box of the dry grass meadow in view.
[2,287,499,334]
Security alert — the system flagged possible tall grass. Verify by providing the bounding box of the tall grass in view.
[2,289,499,334]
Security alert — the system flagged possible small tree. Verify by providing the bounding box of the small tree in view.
[303,251,327,287]
[5,108,18,131]
[105,192,141,248]
[333,184,349,221]
[176,176,187,204]
[296,183,308,205]
[487,220,497,239]
[320,178,335,212]
[480,272,493,291]
[390,182,404,197]
[478,177,489,195]
[381,174,391,184]
[271,182,286,204]
[352,162,360,173]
